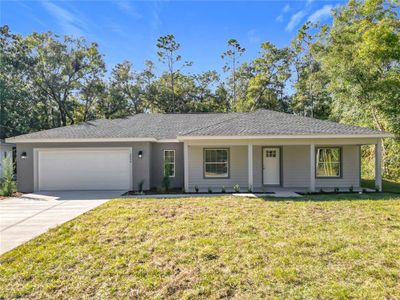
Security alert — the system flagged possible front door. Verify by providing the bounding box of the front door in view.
[263,147,280,185]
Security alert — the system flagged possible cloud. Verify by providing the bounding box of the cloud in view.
[115,1,142,19]
[285,10,306,31]
[306,0,314,6]
[247,29,260,44]
[276,3,290,23]
[40,0,86,36]
[308,4,337,23]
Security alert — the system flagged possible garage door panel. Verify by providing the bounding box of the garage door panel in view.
[37,149,131,191]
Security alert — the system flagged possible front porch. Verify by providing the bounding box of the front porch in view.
[183,138,383,193]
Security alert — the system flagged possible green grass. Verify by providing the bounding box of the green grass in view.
[362,178,400,193]
[1,194,400,299]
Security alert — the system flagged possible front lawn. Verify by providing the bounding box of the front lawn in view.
[1,194,400,299]
[362,178,400,193]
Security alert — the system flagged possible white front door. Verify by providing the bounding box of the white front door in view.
[263,147,280,185]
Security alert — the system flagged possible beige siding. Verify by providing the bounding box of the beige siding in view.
[188,145,248,192]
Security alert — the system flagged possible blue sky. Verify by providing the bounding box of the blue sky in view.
[1,0,344,75]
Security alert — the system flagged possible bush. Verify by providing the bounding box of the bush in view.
[138,179,145,193]
[194,185,199,193]
[334,187,339,193]
[248,185,253,193]
[233,184,240,193]
[349,185,354,193]
[208,187,212,194]
[221,186,226,193]
[0,156,16,197]
[162,162,171,192]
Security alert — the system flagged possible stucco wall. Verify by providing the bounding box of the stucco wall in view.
[16,142,152,193]
[150,142,184,190]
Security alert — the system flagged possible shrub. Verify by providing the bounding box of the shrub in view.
[138,179,145,193]
[233,184,240,193]
[162,162,171,192]
[208,187,212,194]
[0,156,16,197]
[248,185,253,193]
[349,185,354,193]
[334,187,339,193]
[194,185,199,193]
[221,186,226,193]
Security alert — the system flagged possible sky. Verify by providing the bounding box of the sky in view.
[1,0,345,75]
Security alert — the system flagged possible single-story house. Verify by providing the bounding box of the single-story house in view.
[6,109,393,193]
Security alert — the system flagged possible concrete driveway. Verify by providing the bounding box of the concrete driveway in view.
[0,190,124,255]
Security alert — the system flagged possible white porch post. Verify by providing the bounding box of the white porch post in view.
[375,141,382,192]
[310,144,316,192]
[184,142,189,192]
[248,144,253,190]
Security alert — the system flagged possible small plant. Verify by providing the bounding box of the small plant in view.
[233,184,240,193]
[319,188,324,193]
[137,179,145,194]
[375,185,380,192]
[194,185,199,193]
[208,187,213,194]
[0,156,16,197]
[162,162,171,192]
[362,188,367,193]
[349,185,354,193]
[221,186,226,193]
[334,187,339,193]
[248,185,253,193]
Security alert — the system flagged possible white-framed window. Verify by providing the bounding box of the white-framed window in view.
[204,148,229,178]
[316,147,341,178]
[164,150,175,177]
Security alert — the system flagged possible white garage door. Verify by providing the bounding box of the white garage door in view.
[36,148,132,191]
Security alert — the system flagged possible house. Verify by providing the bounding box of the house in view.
[0,139,15,178]
[6,109,393,193]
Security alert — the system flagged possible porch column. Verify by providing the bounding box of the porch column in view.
[184,142,189,192]
[248,144,253,190]
[375,141,382,192]
[310,144,316,192]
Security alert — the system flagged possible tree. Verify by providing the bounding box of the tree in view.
[221,39,246,107]
[24,33,105,126]
[156,34,192,112]
[240,42,291,112]
[319,0,400,180]
[291,22,332,119]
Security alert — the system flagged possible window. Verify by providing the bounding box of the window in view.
[316,147,341,178]
[164,150,175,177]
[204,148,229,178]
[265,150,276,158]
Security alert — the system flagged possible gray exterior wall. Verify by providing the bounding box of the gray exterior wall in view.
[188,145,248,192]
[188,144,361,192]
[150,143,184,190]
[16,142,153,193]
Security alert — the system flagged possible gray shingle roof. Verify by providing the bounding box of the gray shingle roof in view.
[8,109,389,141]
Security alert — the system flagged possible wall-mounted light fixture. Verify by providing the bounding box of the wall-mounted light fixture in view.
[138,150,143,158]
[20,152,27,159]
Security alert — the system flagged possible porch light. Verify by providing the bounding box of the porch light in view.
[20,152,27,159]
[138,150,143,158]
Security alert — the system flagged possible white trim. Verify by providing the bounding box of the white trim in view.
[163,149,176,178]
[375,142,382,192]
[184,143,189,192]
[310,144,316,192]
[6,138,157,143]
[248,144,253,189]
[33,147,133,192]
[177,134,394,140]
[157,139,180,143]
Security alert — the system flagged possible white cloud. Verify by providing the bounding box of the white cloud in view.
[285,10,306,31]
[276,3,291,23]
[283,4,291,13]
[308,4,337,23]
[40,0,86,36]
[247,29,260,44]
[115,1,142,19]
